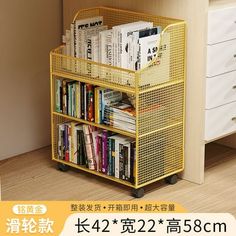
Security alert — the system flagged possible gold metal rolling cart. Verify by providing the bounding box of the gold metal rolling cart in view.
[50,7,186,198]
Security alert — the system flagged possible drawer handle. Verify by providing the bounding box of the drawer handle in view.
[233,85,236,89]
[232,117,236,121]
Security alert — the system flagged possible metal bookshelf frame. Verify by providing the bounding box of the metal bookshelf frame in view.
[50,6,186,197]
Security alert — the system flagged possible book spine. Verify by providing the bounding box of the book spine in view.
[114,138,120,179]
[97,135,102,172]
[87,85,94,122]
[119,143,125,180]
[55,79,62,112]
[123,144,129,181]
[58,124,62,158]
[67,83,71,116]
[81,83,85,119]
[65,30,71,71]
[80,129,88,167]
[70,23,75,57]
[91,131,98,171]
[107,137,112,176]
[70,123,76,164]
[76,129,80,165]
[62,80,67,114]
[94,88,98,123]
[83,125,96,170]
[64,124,69,162]
[101,130,108,174]
[91,35,99,78]
[68,124,72,162]
[84,84,87,120]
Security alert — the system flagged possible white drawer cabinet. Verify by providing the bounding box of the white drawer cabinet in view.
[205,4,236,142]
[205,101,236,141]
[206,70,236,109]
[208,6,236,45]
[207,39,236,77]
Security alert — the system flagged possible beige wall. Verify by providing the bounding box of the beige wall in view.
[0,0,62,160]
[63,0,208,184]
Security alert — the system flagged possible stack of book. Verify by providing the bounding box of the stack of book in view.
[55,79,95,122]
[63,16,162,72]
[57,122,135,183]
[55,79,136,132]
[103,103,135,133]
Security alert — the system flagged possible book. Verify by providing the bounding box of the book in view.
[70,122,77,164]
[75,82,81,118]
[128,26,162,70]
[55,79,62,112]
[104,102,136,132]
[101,130,108,174]
[91,130,99,171]
[86,84,94,122]
[113,21,153,68]
[82,125,96,170]
[80,82,85,119]
[75,16,103,59]
[91,35,99,77]
[96,88,123,123]
[109,134,130,179]
[84,25,108,76]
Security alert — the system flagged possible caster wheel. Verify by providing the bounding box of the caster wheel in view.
[165,174,178,185]
[58,163,70,172]
[132,188,145,198]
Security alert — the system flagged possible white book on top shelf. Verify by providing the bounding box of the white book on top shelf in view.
[65,30,71,71]
[113,21,153,69]
[138,32,170,88]
[70,23,76,72]
[91,35,99,78]
[84,25,108,77]
[99,29,113,81]
[74,16,103,74]
[75,16,103,59]
[128,26,162,70]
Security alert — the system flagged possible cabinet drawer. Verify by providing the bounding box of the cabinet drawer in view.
[206,70,236,109]
[205,102,236,141]
[208,6,236,45]
[207,39,236,77]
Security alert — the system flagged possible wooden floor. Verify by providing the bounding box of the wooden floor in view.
[0,143,236,215]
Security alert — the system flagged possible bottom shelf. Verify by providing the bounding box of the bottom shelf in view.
[52,158,135,188]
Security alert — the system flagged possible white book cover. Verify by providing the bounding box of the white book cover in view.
[62,35,67,69]
[113,21,153,69]
[70,23,75,57]
[65,30,71,71]
[70,23,76,73]
[91,35,99,77]
[139,34,160,69]
[84,25,108,76]
[75,16,103,59]
[128,26,162,70]
[139,32,170,87]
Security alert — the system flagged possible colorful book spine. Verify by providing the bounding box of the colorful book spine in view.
[64,124,69,162]
[111,138,115,176]
[102,130,108,173]
[87,84,94,122]
[83,125,96,170]
[55,79,62,112]
[119,143,125,180]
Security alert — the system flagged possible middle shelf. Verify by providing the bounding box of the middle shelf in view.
[52,75,184,138]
